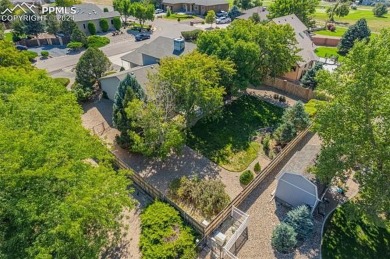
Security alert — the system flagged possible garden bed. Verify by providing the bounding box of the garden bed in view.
[187,95,284,172]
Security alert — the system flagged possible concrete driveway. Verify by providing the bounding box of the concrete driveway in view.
[29,45,68,57]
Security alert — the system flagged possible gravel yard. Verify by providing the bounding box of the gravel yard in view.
[236,134,323,259]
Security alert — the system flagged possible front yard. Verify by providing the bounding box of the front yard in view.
[322,203,390,259]
[315,46,345,62]
[187,95,284,172]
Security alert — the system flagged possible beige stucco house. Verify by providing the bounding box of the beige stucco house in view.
[162,0,229,15]
[72,4,120,35]
[272,14,318,81]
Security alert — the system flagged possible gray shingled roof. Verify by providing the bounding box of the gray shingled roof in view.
[236,6,269,21]
[275,172,319,210]
[162,0,228,6]
[272,14,318,66]
[100,65,159,94]
[72,4,120,22]
[121,36,197,64]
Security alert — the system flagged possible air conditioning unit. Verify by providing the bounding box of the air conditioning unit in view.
[215,232,226,247]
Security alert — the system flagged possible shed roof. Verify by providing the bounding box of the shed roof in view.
[275,172,319,211]
[72,4,120,22]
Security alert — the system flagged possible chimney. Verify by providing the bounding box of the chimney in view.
[174,38,185,52]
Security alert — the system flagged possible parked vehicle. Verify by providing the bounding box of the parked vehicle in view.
[216,17,231,24]
[155,8,164,14]
[216,10,228,18]
[15,45,28,51]
[135,33,151,41]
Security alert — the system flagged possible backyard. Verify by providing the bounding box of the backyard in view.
[314,26,347,37]
[314,7,390,32]
[315,46,345,62]
[322,203,390,259]
[187,95,284,172]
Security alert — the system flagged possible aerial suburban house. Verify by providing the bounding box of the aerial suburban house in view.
[272,14,318,81]
[162,0,229,15]
[71,4,120,34]
[120,36,196,69]
[99,65,157,101]
[236,6,269,21]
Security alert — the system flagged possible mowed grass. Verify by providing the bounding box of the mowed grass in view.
[315,26,347,37]
[314,7,390,32]
[315,46,345,62]
[322,203,390,259]
[188,95,283,172]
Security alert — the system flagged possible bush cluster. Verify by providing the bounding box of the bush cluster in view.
[254,162,261,173]
[100,19,109,32]
[169,176,230,218]
[113,17,122,30]
[271,206,314,253]
[240,170,254,185]
[25,50,38,62]
[40,50,49,58]
[274,102,310,145]
[87,36,110,48]
[54,77,70,87]
[87,22,96,35]
[67,41,83,51]
[181,29,203,42]
[327,23,336,32]
[140,201,197,259]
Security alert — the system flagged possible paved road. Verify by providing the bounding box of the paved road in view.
[36,19,195,73]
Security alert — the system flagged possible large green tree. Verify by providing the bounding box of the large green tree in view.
[268,0,319,27]
[0,0,12,14]
[326,0,351,22]
[113,74,146,147]
[150,51,236,126]
[75,47,111,87]
[300,62,323,89]
[60,18,77,36]
[24,12,44,37]
[197,19,299,88]
[113,0,133,22]
[338,18,370,55]
[131,2,155,27]
[314,29,390,222]
[0,45,133,258]
[46,13,60,35]
[126,99,186,157]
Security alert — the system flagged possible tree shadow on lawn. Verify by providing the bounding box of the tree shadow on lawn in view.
[187,95,284,166]
[322,203,390,259]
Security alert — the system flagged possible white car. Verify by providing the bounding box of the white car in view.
[217,17,231,24]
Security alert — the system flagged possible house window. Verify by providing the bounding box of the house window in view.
[111,19,113,24]
[194,5,198,10]
[83,24,86,29]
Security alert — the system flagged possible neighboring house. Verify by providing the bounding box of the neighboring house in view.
[162,0,229,15]
[272,14,318,81]
[71,4,120,34]
[120,36,196,69]
[99,65,158,101]
[236,6,269,21]
[275,172,320,214]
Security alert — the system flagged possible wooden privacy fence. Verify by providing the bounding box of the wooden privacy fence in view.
[112,155,206,235]
[204,127,313,236]
[263,77,314,101]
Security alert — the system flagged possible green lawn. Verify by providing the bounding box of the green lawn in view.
[322,203,390,259]
[315,46,345,62]
[315,26,347,37]
[187,95,283,172]
[314,8,390,32]
[165,13,194,20]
